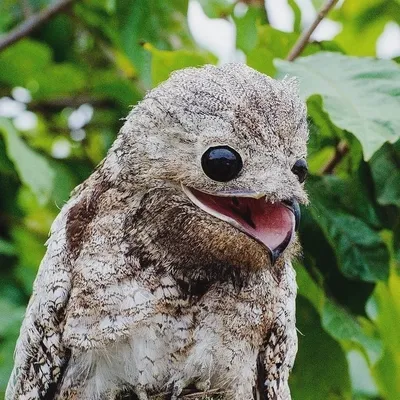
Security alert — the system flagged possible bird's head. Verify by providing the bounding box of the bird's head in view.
[103,64,308,284]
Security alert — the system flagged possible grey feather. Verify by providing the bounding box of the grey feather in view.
[7,63,308,400]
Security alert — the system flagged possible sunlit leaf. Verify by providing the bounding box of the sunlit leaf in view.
[0,118,54,205]
[198,0,234,18]
[367,269,400,398]
[247,25,341,77]
[234,6,263,53]
[145,45,217,86]
[276,53,400,159]
[288,0,302,32]
[0,39,52,87]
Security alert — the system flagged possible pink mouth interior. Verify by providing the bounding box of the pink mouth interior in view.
[190,188,295,253]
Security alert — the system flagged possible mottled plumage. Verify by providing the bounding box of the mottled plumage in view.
[7,64,308,400]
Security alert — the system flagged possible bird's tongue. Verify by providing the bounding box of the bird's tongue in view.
[189,188,295,254]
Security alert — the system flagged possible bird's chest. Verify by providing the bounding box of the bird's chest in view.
[68,266,296,398]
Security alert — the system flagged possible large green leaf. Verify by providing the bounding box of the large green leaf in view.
[276,53,400,159]
[0,118,54,205]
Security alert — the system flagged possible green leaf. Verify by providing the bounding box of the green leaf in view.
[0,39,52,87]
[322,301,383,364]
[0,239,16,256]
[331,0,400,57]
[370,142,400,207]
[247,25,340,77]
[0,299,25,393]
[308,174,381,229]
[91,69,143,107]
[367,270,400,398]
[0,118,54,205]
[297,264,382,365]
[234,6,262,53]
[145,45,217,87]
[0,299,25,337]
[288,0,302,32]
[198,0,234,18]
[290,296,351,399]
[311,0,325,8]
[33,64,87,100]
[307,175,389,281]
[115,0,190,86]
[295,263,325,313]
[275,53,400,159]
[12,225,47,295]
[247,25,300,76]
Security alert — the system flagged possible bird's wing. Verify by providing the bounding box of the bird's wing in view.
[6,200,75,400]
[7,182,167,399]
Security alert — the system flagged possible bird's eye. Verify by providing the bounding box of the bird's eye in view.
[201,146,243,182]
[291,159,308,183]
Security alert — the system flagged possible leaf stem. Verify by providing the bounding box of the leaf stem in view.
[286,0,339,61]
[321,141,349,174]
[0,0,76,53]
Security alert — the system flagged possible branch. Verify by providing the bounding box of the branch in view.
[0,0,76,52]
[286,0,339,61]
[30,96,116,111]
[321,141,349,174]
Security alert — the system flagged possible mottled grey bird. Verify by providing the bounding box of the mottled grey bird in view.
[7,63,308,400]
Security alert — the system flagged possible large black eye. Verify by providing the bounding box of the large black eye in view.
[291,159,308,183]
[201,146,243,182]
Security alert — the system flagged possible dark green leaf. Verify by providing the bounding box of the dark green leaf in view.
[290,296,351,399]
[307,175,389,281]
[370,142,400,207]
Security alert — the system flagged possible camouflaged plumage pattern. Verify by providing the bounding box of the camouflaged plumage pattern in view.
[7,63,308,400]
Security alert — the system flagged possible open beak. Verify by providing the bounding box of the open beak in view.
[182,185,300,265]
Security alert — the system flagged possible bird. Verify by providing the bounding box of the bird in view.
[6,63,309,400]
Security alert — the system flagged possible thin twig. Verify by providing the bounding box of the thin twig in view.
[286,0,339,61]
[30,96,116,111]
[0,0,76,52]
[321,141,349,174]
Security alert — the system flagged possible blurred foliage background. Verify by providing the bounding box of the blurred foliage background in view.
[0,0,400,399]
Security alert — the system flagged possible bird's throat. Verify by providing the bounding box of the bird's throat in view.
[182,186,295,261]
